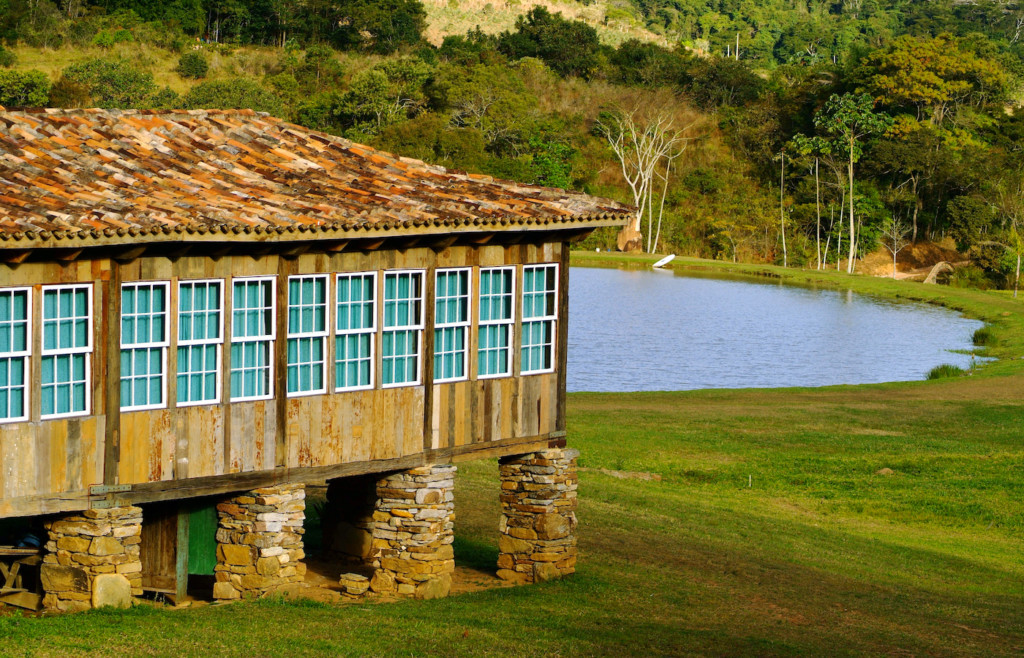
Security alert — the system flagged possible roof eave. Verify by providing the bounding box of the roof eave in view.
[0,213,631,252]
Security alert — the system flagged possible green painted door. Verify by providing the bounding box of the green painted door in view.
[187,504,218,576]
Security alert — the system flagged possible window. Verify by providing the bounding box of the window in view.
[381,271,423,387]
[336,272,375,391]
[478,267,514,379]
[521,264,558,374]
[434,268,470,383]
[121,282,170,410]
[231,277,275,401]
[41,284,92,418]
[287,275,328,396]
[0,288,30,422]
[177,280,223,406]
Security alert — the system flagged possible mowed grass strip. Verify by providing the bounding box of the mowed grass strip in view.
[1,261,1022,656]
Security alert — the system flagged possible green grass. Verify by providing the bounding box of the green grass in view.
[1,256,1022,656]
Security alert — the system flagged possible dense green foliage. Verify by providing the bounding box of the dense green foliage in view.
[3,0,1024,285]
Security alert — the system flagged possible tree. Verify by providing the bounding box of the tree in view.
[790,134,832,269]
[858,34,1009,125]
[596,99,691,253]
[497,7,601,79]
[879,215,911,278]
[814,93,893,273]
[330,0,426,54]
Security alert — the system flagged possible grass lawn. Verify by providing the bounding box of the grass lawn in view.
[0,256,1021,656]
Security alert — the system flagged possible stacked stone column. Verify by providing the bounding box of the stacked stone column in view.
[497,448,578,584]
[213,483,306,600]
[369,464,455,599]
[41,506,143,612]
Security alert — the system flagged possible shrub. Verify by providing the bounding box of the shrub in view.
[926,364,966,380]
[0,46,16,68]
[92,30,116,48]
[58,58,156,109]
[0,70,51,107]
[177,52,209,79]
[182,79,285,116]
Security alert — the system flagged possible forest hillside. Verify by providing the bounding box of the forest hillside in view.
[2,0,1024,287]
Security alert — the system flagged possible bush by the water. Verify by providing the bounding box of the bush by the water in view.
[973,326,996,347]
[927,364,966,380]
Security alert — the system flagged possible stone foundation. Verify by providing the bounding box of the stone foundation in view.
[41,506,143,612]
[497,448,578,584]
[321,475,377,564]
[213,484,306,600]
[369,464,455,599]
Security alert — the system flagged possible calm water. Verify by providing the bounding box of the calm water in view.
[568,267,984,392]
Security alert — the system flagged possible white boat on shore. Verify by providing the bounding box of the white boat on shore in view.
[653,254,676,268]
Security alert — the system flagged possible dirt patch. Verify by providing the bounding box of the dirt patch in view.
[858,239,963,278]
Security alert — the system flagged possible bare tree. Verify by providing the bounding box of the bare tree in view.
[880,216,911,279]
[597,100,691,253]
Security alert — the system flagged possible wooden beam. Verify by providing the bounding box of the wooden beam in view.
[103,262,122,485]
[429,236,458,253]
[0,250,31,264]
[275,260,295,468]
[357,239,386,253]
[175,510,188,603]
[422,261,436,451]
[0,431,566,518]
[53,249,84,262]
[113,246,146,263]
[324,240,350,253]
[556,243,570,432]
[396,237,421,253]
[467,234,495,245]
[280,244,311,259]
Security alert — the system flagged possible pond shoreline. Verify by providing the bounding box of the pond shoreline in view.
[570,251,1024,380]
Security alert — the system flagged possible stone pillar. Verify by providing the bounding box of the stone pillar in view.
[497,448,578,584]
[369,464,455,599]
[321,475,377,564]
[41,506,143,612]
[213,483,306,600]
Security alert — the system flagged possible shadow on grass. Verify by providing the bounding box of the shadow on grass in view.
[452,535,498,572]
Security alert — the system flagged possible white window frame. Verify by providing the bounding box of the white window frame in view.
[40,283,93,420]
[230,276,277,402]
[335,271,377,393]
[434,267,471,384]
[176,279,224,407]
[477,266,515,380]
[521,263,559,376]
[286,274,329,398]
[381,269,424,389]
[0,287,31,424]
[120,281,171,412]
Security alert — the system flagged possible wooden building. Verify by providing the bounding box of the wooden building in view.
[0,107,629,610]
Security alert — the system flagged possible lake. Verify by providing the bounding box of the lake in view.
[568,266,984,393]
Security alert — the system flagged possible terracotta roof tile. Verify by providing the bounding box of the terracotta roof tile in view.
[0,107,631,247]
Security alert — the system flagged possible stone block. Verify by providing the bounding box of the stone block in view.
[213,582,241,600]
[56,536,91,553]
[218,543,256,566]
[91,574,132,609]
[40,564,90,594]
[414,574,451,600]
[89,536,126,556]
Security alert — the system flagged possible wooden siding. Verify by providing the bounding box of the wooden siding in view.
[0,242,566,518]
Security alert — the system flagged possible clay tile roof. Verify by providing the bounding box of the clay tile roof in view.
[0,107,631,248]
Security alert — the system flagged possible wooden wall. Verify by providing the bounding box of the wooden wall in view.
[0,241,566,518]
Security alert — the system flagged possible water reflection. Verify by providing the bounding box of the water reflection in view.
[568,266,983,393]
